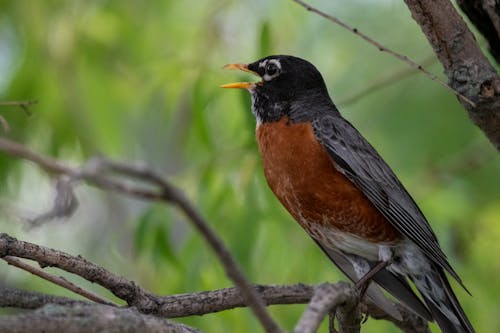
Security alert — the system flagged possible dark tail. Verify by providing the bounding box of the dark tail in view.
[411,265,475,333]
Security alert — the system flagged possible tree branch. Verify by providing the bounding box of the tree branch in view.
[403,0,500,149]
[291,0,476,107]
[0,304,202,333]
[294,282,361,333]
[0,285,89,309]
[0,232,428,332]
[2,256,115,306]
[292,0,500,149]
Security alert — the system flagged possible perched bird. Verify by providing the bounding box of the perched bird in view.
[222,55,474,333]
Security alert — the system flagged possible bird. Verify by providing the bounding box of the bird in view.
[221,55,474,333]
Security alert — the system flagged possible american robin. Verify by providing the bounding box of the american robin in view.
[222,55,474,333]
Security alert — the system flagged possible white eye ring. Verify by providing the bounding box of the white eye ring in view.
[261,59,281,81]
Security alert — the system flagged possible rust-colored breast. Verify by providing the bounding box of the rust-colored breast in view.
[256,117,402,244]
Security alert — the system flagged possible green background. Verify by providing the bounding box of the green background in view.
[0,1,499,332]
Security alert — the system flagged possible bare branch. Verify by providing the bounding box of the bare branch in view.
[0,138,73,175]
[0,285,90,309]
[0,100,36,116]
[0,233,158,311]
[0,115,10,133]
[292,0,500,149]
[291,0,477,108]
[403,0,500,149]
[2,256,115,306]
[0,304,202,333]
[157,283,314,317]
[294,282,360,333]
[0,232,428,331]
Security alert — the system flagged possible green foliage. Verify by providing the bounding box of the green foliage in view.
[1,1,499,332]
[134,204,179,266]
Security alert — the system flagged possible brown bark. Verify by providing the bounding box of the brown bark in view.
[0,304,201,333]
[404,0,500,149]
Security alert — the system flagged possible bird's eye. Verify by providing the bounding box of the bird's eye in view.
[265,63,279,76]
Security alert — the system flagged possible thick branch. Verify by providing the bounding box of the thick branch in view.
[1,262,426,333]
[294,282,360,333]
[0,232,427,332]
[404,0,500,149]
[0,233,157,311]
[0,304,201,333]
[0,285,89,309]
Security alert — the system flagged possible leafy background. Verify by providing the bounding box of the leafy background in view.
[0,1,499,332]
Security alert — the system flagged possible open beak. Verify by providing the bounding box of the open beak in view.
[221,63,262,89]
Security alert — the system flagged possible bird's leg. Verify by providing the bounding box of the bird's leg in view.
[355,260,390,295]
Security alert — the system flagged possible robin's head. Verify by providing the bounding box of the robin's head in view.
[222,55,333,123]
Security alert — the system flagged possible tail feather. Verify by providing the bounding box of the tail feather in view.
[412,265,475,333]
[315,239,433,322]
[371,267,433,322]
[312,238,475,333]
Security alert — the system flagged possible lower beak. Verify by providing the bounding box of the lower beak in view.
[221,63,261,89]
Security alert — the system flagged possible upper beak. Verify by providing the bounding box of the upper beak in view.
[221,63,262,89]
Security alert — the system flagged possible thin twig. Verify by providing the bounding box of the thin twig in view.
[339,56,437,106]
[0,115,10,133]
[0,100,36,116]
[291,0,477,108]
[2,256,115,306]
[0,138,72,175]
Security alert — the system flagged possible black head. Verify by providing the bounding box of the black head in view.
[222,55,336,124]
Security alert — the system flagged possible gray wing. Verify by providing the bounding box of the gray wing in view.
[312,114,465,288]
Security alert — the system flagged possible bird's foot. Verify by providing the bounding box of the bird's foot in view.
[355,260,390,297]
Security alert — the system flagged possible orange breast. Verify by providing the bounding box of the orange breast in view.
[256,117,402,245]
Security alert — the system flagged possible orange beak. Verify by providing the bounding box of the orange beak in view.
[221,63,262,89]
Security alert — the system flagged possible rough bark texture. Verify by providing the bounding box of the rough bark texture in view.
[404,0,500,149]
[293,282,361,333]
[0,304,201,333]
[0,285,89,309]
[457,0,500,64]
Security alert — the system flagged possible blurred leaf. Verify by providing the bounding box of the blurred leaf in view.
[191,75,214,150]
[258,21,271,57]
[134,204,178,266]
[153,223,179,266]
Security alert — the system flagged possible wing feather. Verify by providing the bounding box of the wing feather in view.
[312,115,465,288]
